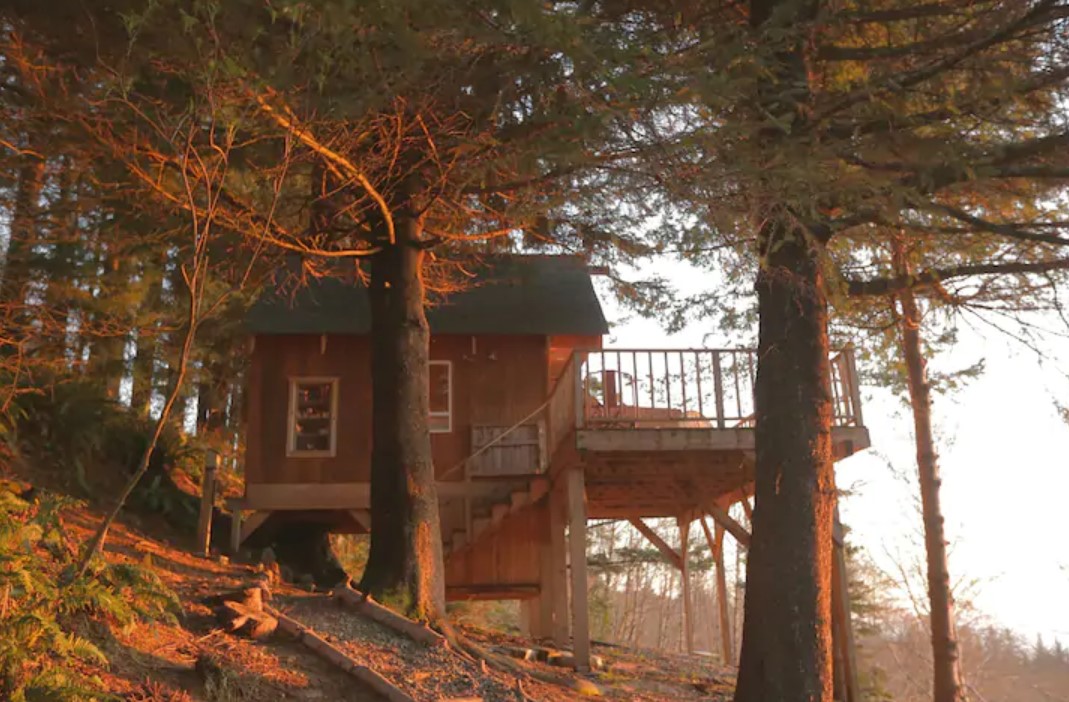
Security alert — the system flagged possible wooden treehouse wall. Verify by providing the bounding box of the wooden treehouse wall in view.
[245,333,559,487]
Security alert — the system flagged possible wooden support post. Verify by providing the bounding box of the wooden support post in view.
[566,467,590,671]
[197,452,218,557]
[704,501,751,548]
[229,507,243,556]
[549,478,569,647]
[832,510,860,702]
[536,504,555,639]
[701,517,733,665]
[677,515,694,654]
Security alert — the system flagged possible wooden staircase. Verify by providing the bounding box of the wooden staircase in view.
[442,476,549,556]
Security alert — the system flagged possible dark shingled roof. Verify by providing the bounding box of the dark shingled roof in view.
[246,254,609,336]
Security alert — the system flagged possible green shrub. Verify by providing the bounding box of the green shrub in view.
[0,489,180,701]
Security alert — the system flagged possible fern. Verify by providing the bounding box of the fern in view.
[0,489,178,700]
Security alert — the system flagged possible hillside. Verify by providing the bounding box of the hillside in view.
[2,477,734,701]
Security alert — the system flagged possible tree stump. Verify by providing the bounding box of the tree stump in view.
[212,584,277,640]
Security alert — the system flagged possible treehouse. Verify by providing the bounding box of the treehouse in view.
[233,253,869,682]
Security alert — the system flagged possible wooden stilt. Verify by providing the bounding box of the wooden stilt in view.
[678,515,694,654]
[549,478,569,647]
[832,510,860,702]
[229,507,243,556]
[701,518,732,665]
[698,518,718,653]
[566,467,590,671]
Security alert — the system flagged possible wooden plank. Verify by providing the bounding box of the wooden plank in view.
[566,467,590,671]
[576,426,870,453]
[704,501,751,548]
[678,516,694,654]
[243,480,516,510]
[627,518,683,570]
[446,584,541,600]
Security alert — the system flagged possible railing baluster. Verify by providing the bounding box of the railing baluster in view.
[846,346,863,427]
[680,352,688,418]
[664,350,671,415]
[648,351,655,412]
[713,351,726,429]
[600,349,607,411]
[632,351,639,420]
[733,351,743,421]
[694,351,704,419]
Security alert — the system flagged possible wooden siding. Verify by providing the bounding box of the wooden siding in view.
[245,334,551,487]
[246,335,372,486]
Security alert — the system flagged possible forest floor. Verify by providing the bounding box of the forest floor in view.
[50,503,735,701]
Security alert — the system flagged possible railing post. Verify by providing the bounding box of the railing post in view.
[573,351,584,429]
[197,451,218,557]
[712,352,726,429]
[844,345,864,427]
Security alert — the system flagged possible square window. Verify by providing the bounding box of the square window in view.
[287,377,338,457]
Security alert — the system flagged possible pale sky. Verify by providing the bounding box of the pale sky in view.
[595,259,1069,646]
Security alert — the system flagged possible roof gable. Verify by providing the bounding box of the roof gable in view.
[246,254,609,337]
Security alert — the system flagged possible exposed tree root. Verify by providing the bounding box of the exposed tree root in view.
[433,621,602,699]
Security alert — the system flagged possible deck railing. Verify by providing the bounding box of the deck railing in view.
[575,347,863,430]
[545,353,580,462]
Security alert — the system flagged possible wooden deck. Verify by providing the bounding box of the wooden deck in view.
[546,347,869,519]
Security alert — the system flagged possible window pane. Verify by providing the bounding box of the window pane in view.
[429,363,450,414]
[292,381,334,453]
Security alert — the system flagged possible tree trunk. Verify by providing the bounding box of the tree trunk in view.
[86,249,126,399]
[130,260,164,415]
[2,147,45,364]
[734,2,834,700]
[358,198,446,623]
[893,241,967,702]
[734,220,836,702]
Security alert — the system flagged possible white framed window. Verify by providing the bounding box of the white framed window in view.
[287,377,339,457]
[429,361,452,433]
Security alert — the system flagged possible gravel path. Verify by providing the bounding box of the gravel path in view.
[276,593,520,702]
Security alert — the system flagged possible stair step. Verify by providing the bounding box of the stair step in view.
[491,503,509,526]
[510,490,529,511]
[472,517,490,538]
